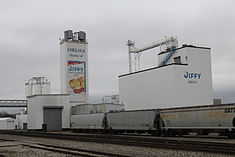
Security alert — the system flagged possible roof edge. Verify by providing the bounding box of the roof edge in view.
[119,63,188,77]
[27,94,69,98]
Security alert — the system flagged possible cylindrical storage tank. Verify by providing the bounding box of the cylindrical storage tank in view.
[96,104,105,113]
[78,31,86,41]
[42,83,51,94]
[64,31,69,41]
[67,30,73,39]
[25,84,32,97]
[32,84,41,95]
[89,104,96,114]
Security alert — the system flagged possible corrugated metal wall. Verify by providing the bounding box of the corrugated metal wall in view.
[43,108,62,131]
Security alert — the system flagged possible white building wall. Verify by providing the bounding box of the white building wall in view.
[27,94,70,130]
[0,121,7,130]
[119,46,213,110]
[60,41,88,103]
[0,118,16,130]
[119,65,179,110]
[16,114,27,129]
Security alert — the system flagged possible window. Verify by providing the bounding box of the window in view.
[174,56,181,64]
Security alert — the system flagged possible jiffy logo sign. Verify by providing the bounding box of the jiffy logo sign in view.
[184,71,202,84]
[184,72,201,79]
[67,61,86,94]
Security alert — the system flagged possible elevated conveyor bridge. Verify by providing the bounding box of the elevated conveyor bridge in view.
[0,100,27,108]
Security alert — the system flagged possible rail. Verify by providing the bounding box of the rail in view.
[0,130,235,155]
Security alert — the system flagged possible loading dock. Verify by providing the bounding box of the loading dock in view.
[43,106,63,131]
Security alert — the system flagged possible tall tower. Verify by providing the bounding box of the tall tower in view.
[60,30,88,103]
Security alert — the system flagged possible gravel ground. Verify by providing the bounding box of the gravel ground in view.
[0,134,234,157]
[0,145,72,157]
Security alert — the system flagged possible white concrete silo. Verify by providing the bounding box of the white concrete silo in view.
[25,77,51,97]
[60,30,89,103]
[32,84,41,95]
[42,83,51,94]
[25,83,32,97]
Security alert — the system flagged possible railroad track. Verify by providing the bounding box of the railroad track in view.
[0,130,235,155]
[22,142,130,157]
[0,137,130,157]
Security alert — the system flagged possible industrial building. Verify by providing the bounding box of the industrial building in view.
[26,30,89,131]
[0,117,16,130]
[16,110,27,130]
[27,94,70,131]
[119,38,213,110]
[24,32,215,131]
[26,30,124,131]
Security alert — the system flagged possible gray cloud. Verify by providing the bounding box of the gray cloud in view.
[0,0,234,104]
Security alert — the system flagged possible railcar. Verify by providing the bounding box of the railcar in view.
[70,103,235,138]
[71,113,106,133]
[160,103,235,137]
[106,109,161,135]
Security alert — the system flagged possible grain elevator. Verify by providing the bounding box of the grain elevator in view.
[119,38,213,110]
[60,30,88,104]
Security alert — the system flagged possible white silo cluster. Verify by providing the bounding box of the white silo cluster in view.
[25,29,89,131]
[25,30,123,131]
[25,77,51,97]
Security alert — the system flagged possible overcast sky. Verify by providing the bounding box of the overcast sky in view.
[0,0,234,104]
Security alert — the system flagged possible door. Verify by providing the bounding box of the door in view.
[43,108,62,131]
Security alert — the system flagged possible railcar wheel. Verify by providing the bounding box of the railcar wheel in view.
[156,132,162,136]
[149,131,157,136]
[148,131,161,136]
[201,130,209,135]
[177,132,184,137]
[227,133,235,139]
[164,130,176,137]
